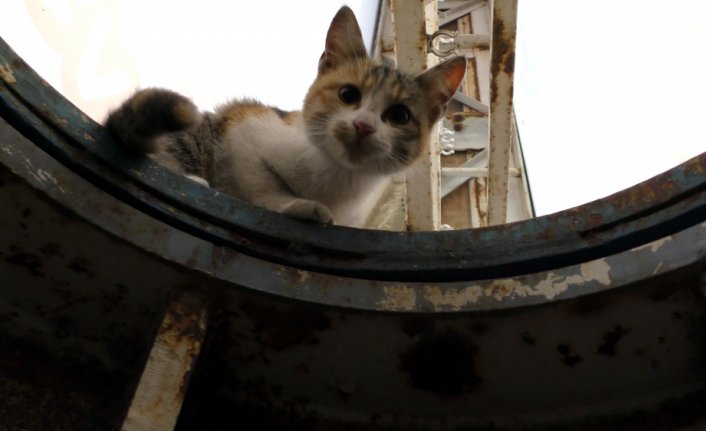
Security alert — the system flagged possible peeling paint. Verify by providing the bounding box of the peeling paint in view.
[417,259,614,309]
[379,284,416,311]
[296,270,311,284]
[0,64,16,83]
[635,236,673,253]
[653,261,664,276]
[531,260,612,300]
[484,278,527,301]
[28,168,69,195]
[424,284,483,310]
[0,145,14,156]
[414,259,612,309]
[580,260,612,286]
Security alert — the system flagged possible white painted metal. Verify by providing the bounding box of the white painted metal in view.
[438,0,471,10]
[453,92,489,113]
[470,6,492,105]
[443,166,520,177]
[442,116,488,150]
[122,292,208,431]
[486,0,518,226]
[441,149,487,198]
[508,117,535,220]
[372,0,393,60]
[373,0,532,230]
[439,0,488,25]
[391,0,442,231]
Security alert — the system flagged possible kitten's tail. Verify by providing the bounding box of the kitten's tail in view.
[105,88,201,154]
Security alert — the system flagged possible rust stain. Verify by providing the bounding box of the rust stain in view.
[489,5,517,105]
[450,111,466,131]
[400,329,481,396]
[557,343,583,366]
[0,64,17,83]
[596,325,630,356]
[486,279,513,298]
[471,178,488,226]
[578,161,701,238]
[165,300,205,338]
[0,336,128,430]
[379,284,417,310]
[424,285,482,310]
[586,212,605,229]
[5,245,44,277]
[237,299,331,351]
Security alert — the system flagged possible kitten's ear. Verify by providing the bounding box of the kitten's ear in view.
[319,6,368,73]
[416,56,467,107]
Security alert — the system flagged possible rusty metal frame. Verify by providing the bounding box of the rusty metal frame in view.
[122,292,208,430]
[391,0,443,231]
[487,0,518,225]
[1,36,706,303]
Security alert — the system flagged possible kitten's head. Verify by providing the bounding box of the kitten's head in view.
[303,6,466,175]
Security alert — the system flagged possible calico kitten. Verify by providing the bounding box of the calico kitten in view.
[105,6,466,227]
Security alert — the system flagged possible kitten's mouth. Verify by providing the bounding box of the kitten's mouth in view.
[342,136,376,163]
[331,123,384,166]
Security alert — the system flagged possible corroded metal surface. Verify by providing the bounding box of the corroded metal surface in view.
[391,0,443,231]
[178,267,706,430]
[3,114,704,314]
[1,36,705,287]
[0,167,171,430]
[122,292,208,431]
[2,158,705,429]
[487,0,518,225]
[1,33,706,430]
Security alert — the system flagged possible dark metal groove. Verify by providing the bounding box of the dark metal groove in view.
[1,36,705,283]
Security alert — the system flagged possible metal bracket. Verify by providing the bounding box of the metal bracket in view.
[429,30,491,57]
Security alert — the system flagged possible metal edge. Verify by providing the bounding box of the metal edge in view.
[1,37,706,284]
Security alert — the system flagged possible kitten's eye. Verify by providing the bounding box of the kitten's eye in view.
[383,104,411,125]
[339,85,361,105]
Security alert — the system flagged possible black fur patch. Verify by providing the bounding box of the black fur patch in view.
[271,107,291,120]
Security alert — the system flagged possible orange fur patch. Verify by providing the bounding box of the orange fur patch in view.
[220,101,272,127]
[282,111,302,126]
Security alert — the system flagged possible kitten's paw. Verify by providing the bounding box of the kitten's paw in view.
[185,175,210,187]
[281,199,334,224]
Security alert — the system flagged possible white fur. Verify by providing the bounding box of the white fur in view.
[211,110,389,227]
[322,96,396,170]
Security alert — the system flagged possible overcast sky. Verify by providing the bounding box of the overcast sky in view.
[514,1,706,214]
[2,1,704,216]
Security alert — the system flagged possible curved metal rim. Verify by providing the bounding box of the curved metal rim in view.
[1,37,705,284]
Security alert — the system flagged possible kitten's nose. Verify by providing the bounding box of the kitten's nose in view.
[354,120,375,137]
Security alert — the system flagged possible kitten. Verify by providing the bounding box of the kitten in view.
[105,6,466,227]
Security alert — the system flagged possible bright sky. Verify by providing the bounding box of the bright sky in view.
[0,0,376,115]
[2,1,704,217]
[514,0,706,214]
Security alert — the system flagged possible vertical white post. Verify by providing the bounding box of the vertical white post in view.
[487,0,518,226]
[122,292,208,431]
[391,0,442,231]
